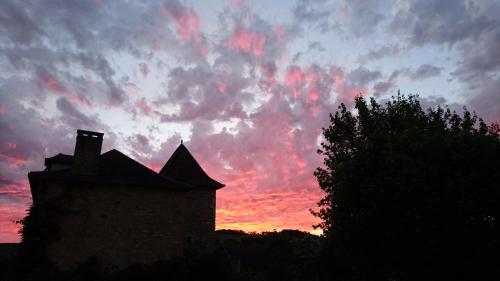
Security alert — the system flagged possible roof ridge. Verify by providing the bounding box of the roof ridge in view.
[101,149,159,175]
[100,148,195,189]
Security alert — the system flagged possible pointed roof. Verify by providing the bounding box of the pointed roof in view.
[159,143,225,189]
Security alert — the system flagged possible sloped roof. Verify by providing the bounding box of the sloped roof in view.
[159,143,225,189]
[44,153,73,166]
[29,149,191,193]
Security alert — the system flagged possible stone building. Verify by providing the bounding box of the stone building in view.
[28,129,224,271]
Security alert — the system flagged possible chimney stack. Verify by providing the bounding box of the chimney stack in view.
[72,129,103,175]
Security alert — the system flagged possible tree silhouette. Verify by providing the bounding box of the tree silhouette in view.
[314,94,500,281]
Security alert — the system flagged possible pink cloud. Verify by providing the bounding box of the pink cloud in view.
[285,66,305,99]
[260,63,277,80]
[224,26,266,58]
[0,147,29,167]
[0,177,30,199]
[272,25,286,43]
[42,77,67,94]
[0,177,31,242]
[133,98,155,117]
[0,204,29,243]
[284,65,336,104]
[171,92,329,234]
[139,63,149,77]
[259,62,278,90]
[162,3,208,56]
[308,90,320,102]
[340,4,349,17]
[40,75,93,107]
[285,66,304,86]
[0,141,30,168]
[227,0,245,7]
[216,80,226,94]
[330,66,365,101]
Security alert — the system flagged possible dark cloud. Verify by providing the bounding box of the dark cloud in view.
[76,53,127,106]
[0,74,117,220]
[0,0,213,109]
[407,64,443,80]
[389,0,498,47]
[373,81,394,97]
[357,44,402,62]
[159,65,250,121]
[0,78,55,170]
[338,0,385,37]
[451,26,500,121]
[0,77,70,220]
[462,75,500,122]
[0,1,45,45]
[386,0,499,121]
[372,70,400,97]
[338,0,499,120]
[293,0,385,36]
[452,27,500,81]
[126,134,154,161]
[292,0,333,32]
[127,133,183,172]
[307,41,325,52]
[371,64,443,97]
[348,66,382,88]
[56,97,103,129]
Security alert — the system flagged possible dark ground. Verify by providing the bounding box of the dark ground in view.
[0,230,322,281]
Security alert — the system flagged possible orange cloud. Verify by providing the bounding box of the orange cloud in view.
[216,189,324,234]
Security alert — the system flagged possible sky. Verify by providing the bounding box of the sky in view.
[0,0,499,242]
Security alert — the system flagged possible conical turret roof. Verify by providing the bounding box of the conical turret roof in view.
[159,143,225,189]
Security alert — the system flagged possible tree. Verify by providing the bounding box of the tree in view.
[314,94,500,281]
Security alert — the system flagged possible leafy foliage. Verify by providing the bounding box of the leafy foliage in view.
[314,94,500,281]
[17,203,60,261]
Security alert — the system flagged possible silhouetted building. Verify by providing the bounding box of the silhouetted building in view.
[28,129,224,271]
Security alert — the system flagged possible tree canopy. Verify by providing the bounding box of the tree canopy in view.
[314,94,500,281]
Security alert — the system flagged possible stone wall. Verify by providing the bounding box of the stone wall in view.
[43,181,186,271]
[183,188,216,253]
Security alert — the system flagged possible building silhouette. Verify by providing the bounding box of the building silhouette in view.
[28,129,224,271]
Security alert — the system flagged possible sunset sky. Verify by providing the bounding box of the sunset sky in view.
[1,0,499,242]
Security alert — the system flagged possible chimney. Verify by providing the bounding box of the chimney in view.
[72,129,103,175]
